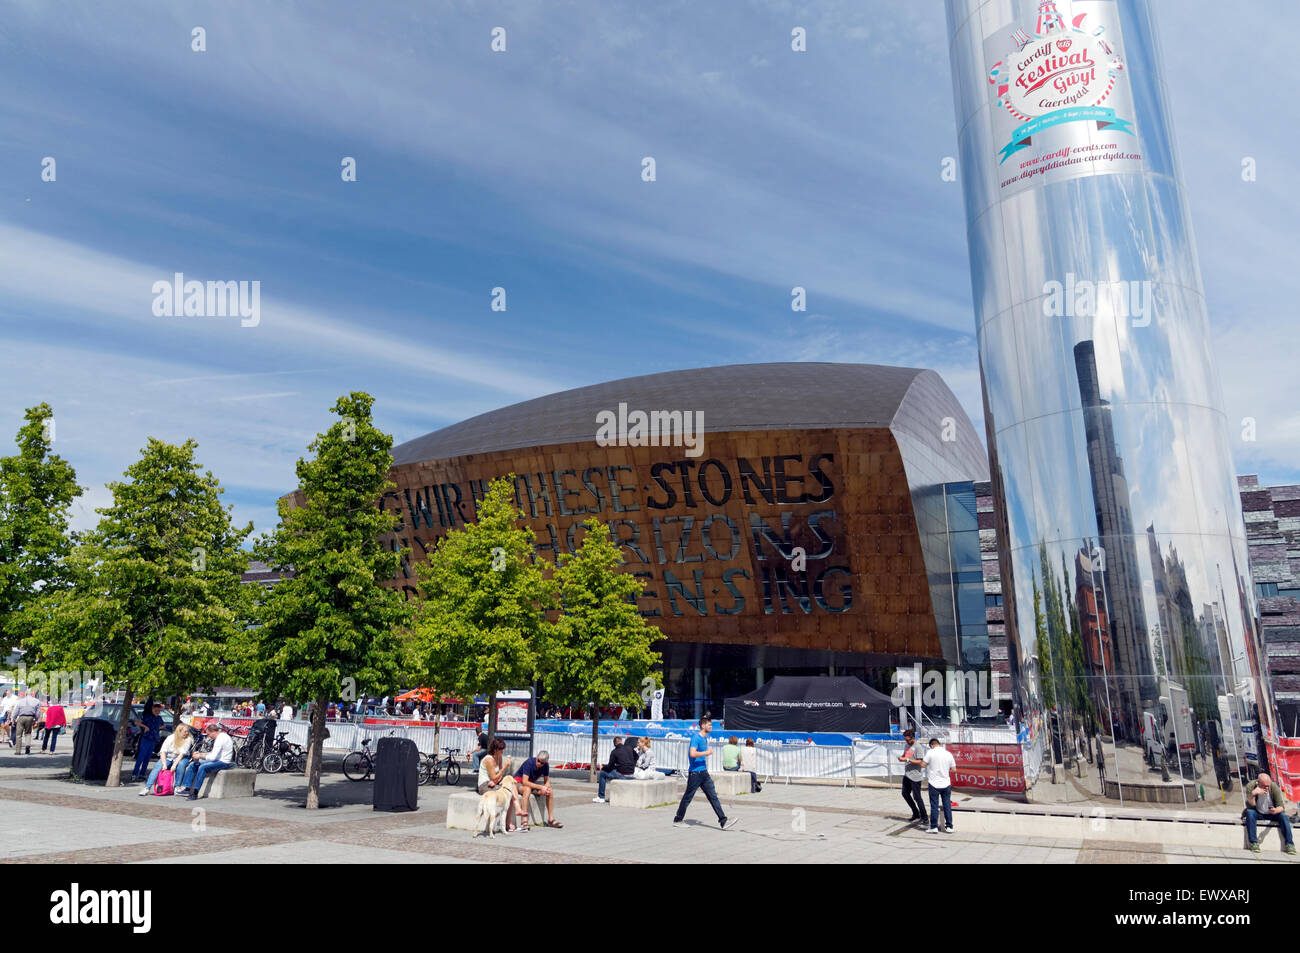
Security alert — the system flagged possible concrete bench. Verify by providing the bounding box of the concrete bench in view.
[446,792,482,830]
[607,778,679,808]
[713,771,756,796]
[447,790,548,831]
[198,768,257,799]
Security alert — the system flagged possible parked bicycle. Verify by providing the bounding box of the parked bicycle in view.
[342,736,378,781]
[262,731,309,775]
[417,746,462,786]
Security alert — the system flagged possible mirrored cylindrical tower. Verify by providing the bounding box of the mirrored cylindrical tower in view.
[945,0,1278,803]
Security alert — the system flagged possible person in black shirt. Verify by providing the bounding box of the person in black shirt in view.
[473,729,490,771]
[594,735,637,802]
[514,751,562,828]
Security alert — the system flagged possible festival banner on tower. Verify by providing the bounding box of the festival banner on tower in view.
[985,0,1143,197]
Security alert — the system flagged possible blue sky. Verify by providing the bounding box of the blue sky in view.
[2,0,1297,537]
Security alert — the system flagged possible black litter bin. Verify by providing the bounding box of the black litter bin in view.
[373,736,419,812]
[70,717,117,781]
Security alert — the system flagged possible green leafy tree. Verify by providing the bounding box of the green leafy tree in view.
[1060,552,1093,722]
[25,438,252,786]
[1032,573,1052,710]
[540,518,661,781]
[0,404,82,657]
[412,475,551,749]
[253,393,412,808]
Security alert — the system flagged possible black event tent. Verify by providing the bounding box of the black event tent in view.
[723,676,892,733]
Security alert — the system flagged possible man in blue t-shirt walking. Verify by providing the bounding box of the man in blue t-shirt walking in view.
[673,715,734,829]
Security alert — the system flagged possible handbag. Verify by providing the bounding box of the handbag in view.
[153,765,176,796]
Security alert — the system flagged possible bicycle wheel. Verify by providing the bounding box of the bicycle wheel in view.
[263,751,284,774]
[342,751,370,781]
[417,758,431,786]
[443,760,460,786]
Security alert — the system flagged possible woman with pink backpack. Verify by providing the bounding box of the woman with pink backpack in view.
[138,723,194,796]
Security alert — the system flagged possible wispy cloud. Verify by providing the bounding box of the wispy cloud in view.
[2,0,1297,545]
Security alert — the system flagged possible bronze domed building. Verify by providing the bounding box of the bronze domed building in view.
[381,362,993,715]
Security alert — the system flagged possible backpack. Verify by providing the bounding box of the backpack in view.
[153,768,175,796]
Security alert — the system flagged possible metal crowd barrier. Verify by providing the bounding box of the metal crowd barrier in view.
[515,734,911,786]
[223,717,1023,788]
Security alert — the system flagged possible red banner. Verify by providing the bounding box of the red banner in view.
[1267,740,1299,801]
[948,743,1024,769]
[949,767,1026,793]
[947,742,1026,794]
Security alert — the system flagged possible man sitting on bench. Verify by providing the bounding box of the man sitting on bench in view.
[178,724,235,800]
[514,750,562,828]
[1244,771,1296,854]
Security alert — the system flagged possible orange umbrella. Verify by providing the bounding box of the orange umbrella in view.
[395,688,464,704]
[395,688,435,702]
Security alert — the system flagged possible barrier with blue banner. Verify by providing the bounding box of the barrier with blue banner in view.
[535,718,902,747]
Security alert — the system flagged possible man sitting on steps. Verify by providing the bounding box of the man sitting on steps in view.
[1243,771,1296,854]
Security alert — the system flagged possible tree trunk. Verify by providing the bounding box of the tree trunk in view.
[588,709,601,782]
[487,692,498,745]
[106,686,135,788]
[305,694,327,809]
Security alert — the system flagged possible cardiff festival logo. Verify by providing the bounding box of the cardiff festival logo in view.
[989,1,1133,163]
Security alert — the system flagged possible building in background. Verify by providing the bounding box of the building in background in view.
[1239,476,1300,735]
[377,362,992,720]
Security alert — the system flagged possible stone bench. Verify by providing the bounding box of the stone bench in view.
[446,792,482,830]
[607,778,679,808]
[713,770,758,796]
[198,768,257,799]
[447,790,550,830]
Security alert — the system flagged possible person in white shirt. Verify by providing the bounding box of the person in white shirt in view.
[0,692,16,747]
[178,724,234,799]
[738,738,762,792]
[633,737,658,779]
[280,702,293,722]
[12,691,41,754]
[921,737,957,833]
[139,724,194,795]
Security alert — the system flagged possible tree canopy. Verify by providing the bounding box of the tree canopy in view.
[0,404,81,657]
[252,392,411,806]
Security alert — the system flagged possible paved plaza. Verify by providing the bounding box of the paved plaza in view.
[0,748,1291,865]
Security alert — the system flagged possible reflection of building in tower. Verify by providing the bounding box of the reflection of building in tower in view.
[975,480,1012,707]
[1146,525,1218,721]
[1147,527,1192,684]
[1198,601,1232,698]
[980,376,1025,716]
[1074,341,1159,730]
[1074,546,1115,726]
